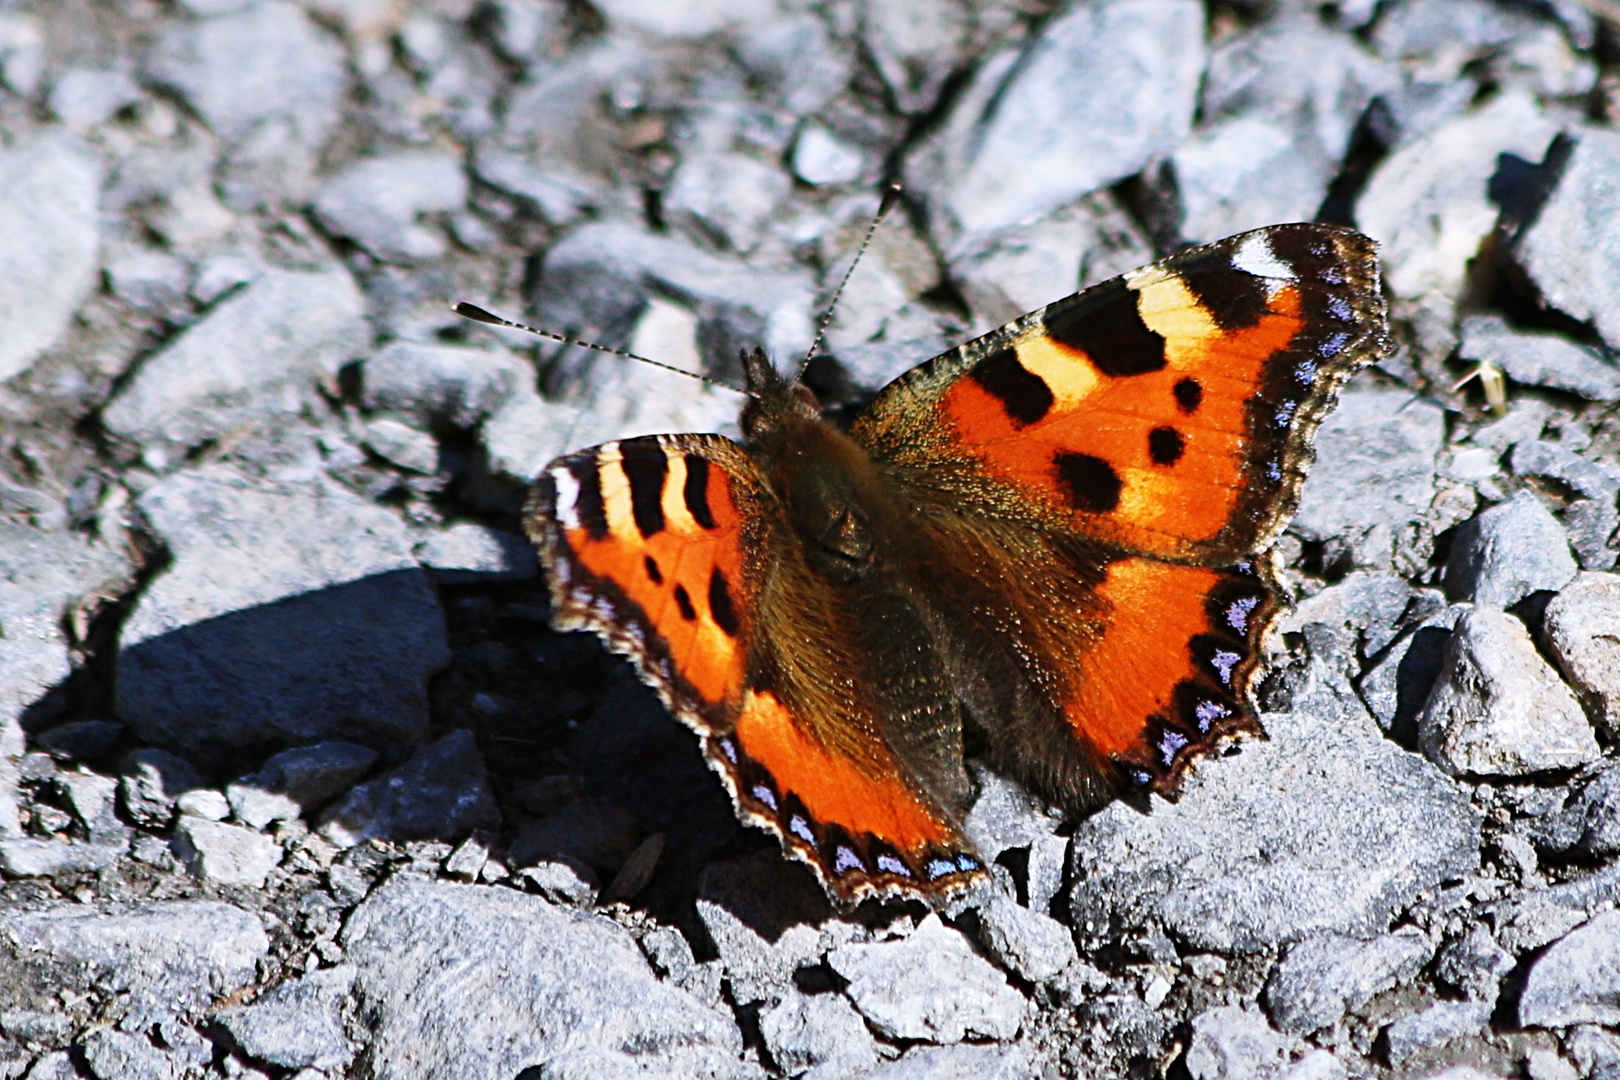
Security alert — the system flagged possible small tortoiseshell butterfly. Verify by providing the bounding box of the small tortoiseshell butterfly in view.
[524,223,1390,907]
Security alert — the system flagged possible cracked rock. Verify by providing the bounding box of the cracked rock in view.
[226,742,379,830]
[217,964,357,1071]
[172,817,283,888]
[1458,315,1620,404]
[758,988,880,1077]
[828,913,1024,1044]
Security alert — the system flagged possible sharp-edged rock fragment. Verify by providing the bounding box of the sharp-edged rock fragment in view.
[1444,491,1580,609]
[1417,607,1598,777]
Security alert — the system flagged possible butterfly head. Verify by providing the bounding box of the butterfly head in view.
[739,346,822,442]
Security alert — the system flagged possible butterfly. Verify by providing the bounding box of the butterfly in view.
[525,223,1390,908]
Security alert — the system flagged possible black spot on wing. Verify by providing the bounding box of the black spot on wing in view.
[709,567,740,637]
[620,437,668,539]
[571,460,609,541]
[1174,377,1203,414]
[644,555,663,584]
[683,453,716,530]
[969,347,1053,427]
[1149,427,1185,466]
[1054,451,1122,513]
[1181,255,1272,330]
[1043,277,1166,376]
[673,583,697,622]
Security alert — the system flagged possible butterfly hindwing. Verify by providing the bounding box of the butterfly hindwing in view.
[529,433,985,906]
[855,224,1390,566]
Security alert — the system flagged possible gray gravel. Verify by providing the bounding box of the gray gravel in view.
[2,0,1620,1077]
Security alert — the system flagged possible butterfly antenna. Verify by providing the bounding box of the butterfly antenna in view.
[796,181,904,381]
[451,302,746,394]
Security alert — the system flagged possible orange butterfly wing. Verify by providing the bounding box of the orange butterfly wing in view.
[853,224,1388,798]
[856,224,1389,564]
[529,434,984,905]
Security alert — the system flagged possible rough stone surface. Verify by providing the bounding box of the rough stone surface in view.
[312,152,467,263]
[217,964,357,1071]
[1458,315,1620,404]
[1519,910,1620,1028]
[1185,1005,1292,1080]
[828,914,1025,1044]
[0,900,267,1026]
[1417,607,1599,777]
[1069,657,1479,955]
[1262,928,1433,1034]
[318,729,499,847]
[910,0,1203,242]
[117,464,449,762]
[1292,384,1445,570]
[1543,572,1620,738]
[1383,1001,1492,1065]
[0,134,101,384]
[757,989,880,1077]
[696,850,849,1007]
[341,877,745,1079]
[1445,492,1581,610]
[79,1028,177,1080]
[1358,91,1555,311]
[102,267,367,460]
[1513,128,1620,349]
[227,741,379,829]
[975,888,1078,985]
[172,816,283,887]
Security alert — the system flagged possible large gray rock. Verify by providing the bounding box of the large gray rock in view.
[757,988,880,1077]
[1417,607,1598,777]
[1513,129,1620,350]
[950,192,1153,331]
[101,266,367,462]
[0,523,132,834]
[1185,1005,1292,1080]
[908,0,1203,243]
[217,963,357,1071]
[1357,91,1555,311]
[662,150,791,255]
[827,914,1025,1044]
[1262,928,1433,1034]
[1509,440,1620,571]
[119,747,205,829]
[79,1028,182,1080]
[1544,572,1620,738]
[0,134,102,384]
[1158,116,1333,247]
[1458,315,1620,404]
[1519,910,1620,1028]
[171,817,283,888]
[0,900,266,1030]
[1434,923,1515,1002]
[1444,491,1580,609]
[363,341,535,431]
[975,888,1078,985]
[311,151,467,263]
[1068,656,1479,955]
[117,465,448,762]
[1291,384,1444,570]
[341,878,746,1079]
[318,729,498,848]
[1382,1001,1492,1066]
[145,0,345,141]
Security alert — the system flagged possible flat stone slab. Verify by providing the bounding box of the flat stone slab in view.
[341,878,747,1080]
[1068,660,1480,954]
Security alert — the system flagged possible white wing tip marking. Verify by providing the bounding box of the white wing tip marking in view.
[1232,232,1294,282]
